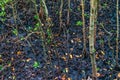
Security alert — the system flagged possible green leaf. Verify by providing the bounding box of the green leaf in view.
[0,11,6,16]
[12,29,18,36]
[99,39,104,44]
[93,49,96,53]
[34,15,39,19]
[47,28,52,36]
[84,13,89,18]
[76,21,83,26]
[77,7,80,11]
[56,11,58,14]
[47,39,51,44]
[1,18,6,22]
[35,22,40,27]
[34,27,38,31]
[97,67,100,71]
[20,37,24,40]
[33,61,39,68]
[0,65,3,70]
[2,7,5,11]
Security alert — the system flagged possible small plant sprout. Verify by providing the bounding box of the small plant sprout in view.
[33,61,39,68]
[76,21,83,26]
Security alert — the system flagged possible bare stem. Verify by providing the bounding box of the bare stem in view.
[81,0,86,51]
[89,0,98,79]
[59,0,63,29]
[116,0,119,66]
[67,0,70,25]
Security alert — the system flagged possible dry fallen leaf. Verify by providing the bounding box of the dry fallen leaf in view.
[61,74,66,80]
[11,57,14,61]
[0,58,3,63]
[101,50,105,55]
[17,51,22,55]
[68,77,71,80]
[69,54,73,59]
[96,72,101,77]
[61,56,67,61]
[96,54,99,59]
[12,67,15,72]
[26,58,31,62]
[70,48,74,51]
[87,76,92,80]
[117,72,120,78]
[65,68,69,73]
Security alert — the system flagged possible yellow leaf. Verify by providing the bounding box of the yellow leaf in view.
[61,56,67,61]
[26,58,31,62]
[12,67,15,72]
[69,54,73,59]
[96,73,101,77]
[11,57,14,61]
[62,74,66,80]
[0,58,3,62]
[70,48,74,51]
[96,54,99,59]
[68,77,71,80]
[117,72,120,78]
[12,75,16,80]
[65,68,69,73]
[17,51,22,55]
[8,63,11,67]
[101,51,105,55]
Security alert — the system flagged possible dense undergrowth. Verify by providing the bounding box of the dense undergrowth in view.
[0,0,120,80]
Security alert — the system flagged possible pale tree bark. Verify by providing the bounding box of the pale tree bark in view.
[94,0,99,47]
[89,0,98,79]
[116,0,119,66]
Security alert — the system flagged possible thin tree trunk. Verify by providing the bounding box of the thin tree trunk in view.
[58,0,63,35]
[89,0,98,79]
[81,0,87,54]
[59,0,63,28]
[67,0,70,25]
[94,0,99,47]
[40,0,48,19]
[116,0,119,66]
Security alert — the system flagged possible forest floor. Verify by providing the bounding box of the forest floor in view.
[0,0,120,80]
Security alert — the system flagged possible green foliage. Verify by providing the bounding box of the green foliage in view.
[55,11,59,15]
[33,61,39,68]
[102,3,107,8]
[33,15,41,31]
[76,21,83,26]
[0,65,3,70]
[0,0,12,22]
[84,13,89,18]
[46,28,52,44]
[93,48,96,53]
[77,7,80,11]
[70,8,72,12]
[12,28,18,36]
[97,67,100,71]
[26,26,33,31]
[20,37,24,41]
[99,39,104,44]
[107,61,111,65]
[34,15,39,20]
